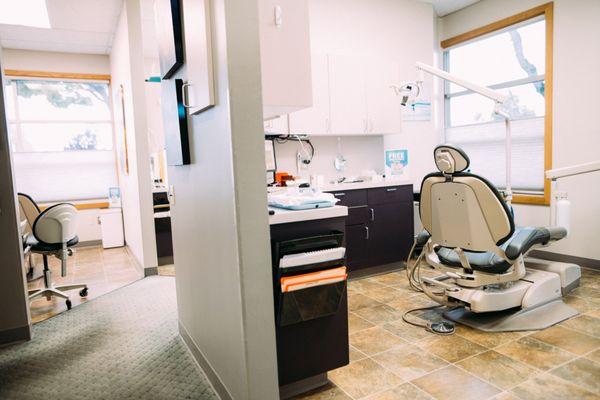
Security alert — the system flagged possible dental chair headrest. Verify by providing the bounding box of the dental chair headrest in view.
[434,145,470,174]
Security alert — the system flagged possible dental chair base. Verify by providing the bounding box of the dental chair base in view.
[424,260,580,332]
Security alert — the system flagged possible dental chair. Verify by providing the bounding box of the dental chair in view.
[19,194,88,310]
[415,145,580,332]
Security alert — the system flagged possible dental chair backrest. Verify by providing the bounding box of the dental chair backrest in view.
[420,145,515,253]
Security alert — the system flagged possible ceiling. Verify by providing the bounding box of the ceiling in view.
[0,0,479,56]
[418,0,481,17]
[0,0,123,55]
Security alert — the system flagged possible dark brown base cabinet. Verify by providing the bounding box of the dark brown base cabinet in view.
[330,185,414,274]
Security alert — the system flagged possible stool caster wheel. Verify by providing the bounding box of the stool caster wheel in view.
[66,299,72,310]
[79,288,88,297]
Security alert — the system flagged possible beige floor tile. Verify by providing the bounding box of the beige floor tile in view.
[531,325,600,355]
[291,382,351,400]
[417,334,487,363]
[350,326,406,356]
[367,272,407,287]
[412,365,500,400]
[495,336,575,371]
[372,344,448,381]
[349,279,387,292]
[28,245,140,323]
[570,285,600,300]
[564,295,600,313]
[511,373,597,400]
[349,312,376,334]
[382,319,433,343]
[365,383,433,400]
[387,295,434,313]
[354,304,403,325]
[349,345,368,362]
[456,350,538,390]
[363,287,405,303]
[329,358,403,399]
[491,392,521,400]
[349,293,384,312]
[560,315,600,338]
[550,357,600,394]
[455,325,524,348]
[586,349,600,364]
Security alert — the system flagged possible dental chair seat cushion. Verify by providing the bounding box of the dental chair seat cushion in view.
[434,226,566,274]
[26,234,79,252]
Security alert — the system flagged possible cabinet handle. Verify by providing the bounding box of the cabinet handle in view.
[370,208,375,221]
[364,226,369,240]
[182,82,192,108]
[386,188,398,192]
[336,192,346,196]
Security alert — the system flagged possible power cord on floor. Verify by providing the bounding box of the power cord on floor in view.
[402,238,456,335]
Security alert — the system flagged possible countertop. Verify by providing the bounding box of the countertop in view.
[320,178,412,192]
[268,205,348,225]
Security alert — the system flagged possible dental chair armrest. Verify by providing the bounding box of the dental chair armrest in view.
[416,230,431,247]
[547,226,567,240]
[505,226,565,260]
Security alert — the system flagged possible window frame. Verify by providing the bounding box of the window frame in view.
[4,69,114,209]
[441,2,554,206]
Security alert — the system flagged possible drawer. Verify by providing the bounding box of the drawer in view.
[346,206,369,225]
[367,185,412,205]
[330,189,367,207]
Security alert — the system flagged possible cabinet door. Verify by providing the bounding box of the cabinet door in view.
[264,115,288,135]
[288,54,330,135]
[259,0,312,119]
[328,55,367,135]
[181,0,215,114]
[368,201,414,266]
[366,60,401,134]
[345,224,370,271]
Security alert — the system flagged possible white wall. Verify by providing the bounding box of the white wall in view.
[167,0,278,397]
[110,0,157,271]
[440,0,600,260]
[1,49,110,74]
[274,135,384,180]
[276,0,438,187]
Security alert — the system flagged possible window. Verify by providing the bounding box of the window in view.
[442,3,553,205]
[5,76,117,202]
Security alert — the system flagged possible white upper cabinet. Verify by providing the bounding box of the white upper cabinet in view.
[288,54,330,135]
[264,115,289,135]
[259,0,313,120]
[288,54,402,136]
[328,55,368,135]
[366,60,401,134]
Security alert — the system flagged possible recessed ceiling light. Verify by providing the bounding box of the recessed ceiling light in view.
[0,0,51,28]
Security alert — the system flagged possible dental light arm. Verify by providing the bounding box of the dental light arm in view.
[546,161,600,228]
[393,62,512,202]
[546,161,600,180]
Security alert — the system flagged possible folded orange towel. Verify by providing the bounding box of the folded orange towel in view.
[281,267,347,292]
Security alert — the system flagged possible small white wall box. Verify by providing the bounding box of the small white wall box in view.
[100,208,125,249]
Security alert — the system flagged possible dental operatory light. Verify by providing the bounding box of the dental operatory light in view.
[390,82,421,107]
[0,0,51,28]
[393,62,513,202]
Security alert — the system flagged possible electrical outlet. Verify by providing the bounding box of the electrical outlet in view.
[168,185,176,205]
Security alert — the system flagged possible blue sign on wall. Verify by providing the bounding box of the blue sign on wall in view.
[385,149,409,177]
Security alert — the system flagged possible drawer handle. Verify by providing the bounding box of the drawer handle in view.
[336,193,346,196]
[364,226,370,240]
[386,188,398,192]
[370,208,375,221]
